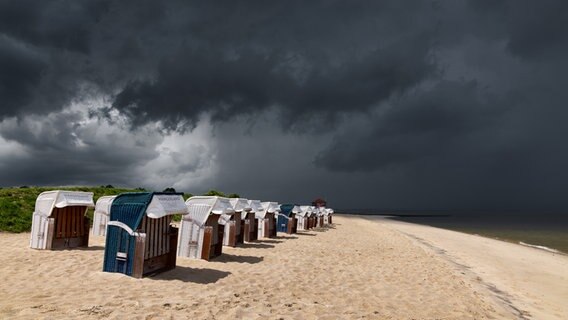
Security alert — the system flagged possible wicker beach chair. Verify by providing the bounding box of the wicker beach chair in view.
[102,192,187,278]
[30,191,94,250]
[178,196,234,260]
[230,198,253,243]
[278,204,300,234]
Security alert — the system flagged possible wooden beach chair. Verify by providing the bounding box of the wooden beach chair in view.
[278,204,300,234]
[247,200,264,241]
[323,208,334,225]
[257,202,280,238]
[30,191,94,250]
[297,206,311,231]
[177,196,234,260]
[102,192,187,278]
[230,198,253,243]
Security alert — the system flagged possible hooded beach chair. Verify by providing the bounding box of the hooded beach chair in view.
[257,202,280,238]
[247,200,264,241]
[230,198,253,243]
[92,195,116,237]
[30,190,94,250]
[278,204,300,234]
[324,208,334,225]
[297,206,311,231]
[316,207,325,227]
[308,207,317,229]
[218,199,239,247]
[103,192,187,278]
[178,196,234,260]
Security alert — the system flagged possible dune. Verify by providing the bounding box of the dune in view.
[0,215,565,319]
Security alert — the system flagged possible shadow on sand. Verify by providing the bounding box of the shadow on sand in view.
[295,232,316,236]
[240,242,275,249]
[152,266,231,284]
[256,239,283,244]
[211,253,264,264]
[275,235,298,240]
[75,245,105,251]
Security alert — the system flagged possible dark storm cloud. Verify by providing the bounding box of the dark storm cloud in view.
[0,110,162,186]
[103,1,444,131]
[0,35,47,114]
[1,0,567,209]
[111,40,434,131]
[0,0,110,53]
[314,80,503,172]
[1,0,443,127]
[469,1,568,60]
[0,0,111,118]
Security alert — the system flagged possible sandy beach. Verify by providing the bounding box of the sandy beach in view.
[0,215,566,319]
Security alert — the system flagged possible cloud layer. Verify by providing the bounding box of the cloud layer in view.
[1,0,567,210]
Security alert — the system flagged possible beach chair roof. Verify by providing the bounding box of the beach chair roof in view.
[185,196,235,226]
[262,202,281,213]
[256,201,280,219]
[309,206,318,216]
[229,198,252,213]
[280,204,301,217]
[248,200,264,212]
[110,192,187,230]
[298,205,311,217]
[249,200,266,219]
[94,195,117,217]
[34,190,95,217]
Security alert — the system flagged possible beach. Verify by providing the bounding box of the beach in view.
[0,215,566,319]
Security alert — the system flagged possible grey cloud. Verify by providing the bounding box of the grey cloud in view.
[0,110,162,187]
[468,0,568,60]
[110,38,435,132]
[314,81,503,172]
[1,0,568,210]
[0,0,110,53]
[0,35,46,116]
[2,0,446,128]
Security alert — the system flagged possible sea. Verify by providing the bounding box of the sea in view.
[339,210,568,254]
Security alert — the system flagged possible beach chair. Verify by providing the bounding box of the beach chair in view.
[323,208,334,225]
[92,195,116,237]
[257,202,280,238]
[316,207,325,227]
[103,192,187,278]
[308,207,317,229]
[178,196,234,260]
[297,206,311,231]
[230,198,253,243]
[30,190,94,250]
[218,199,239,247]
[247,200,263,241]
[278,204,300,234]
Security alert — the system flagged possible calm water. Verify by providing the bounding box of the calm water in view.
[340,210,568,254]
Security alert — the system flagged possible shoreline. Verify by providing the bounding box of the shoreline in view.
[360,214,568,319]
[341,212,568,255]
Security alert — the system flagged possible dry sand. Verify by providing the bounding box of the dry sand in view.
[0,215,565,319]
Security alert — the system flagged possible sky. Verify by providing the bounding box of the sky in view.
[1,1,567,210]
